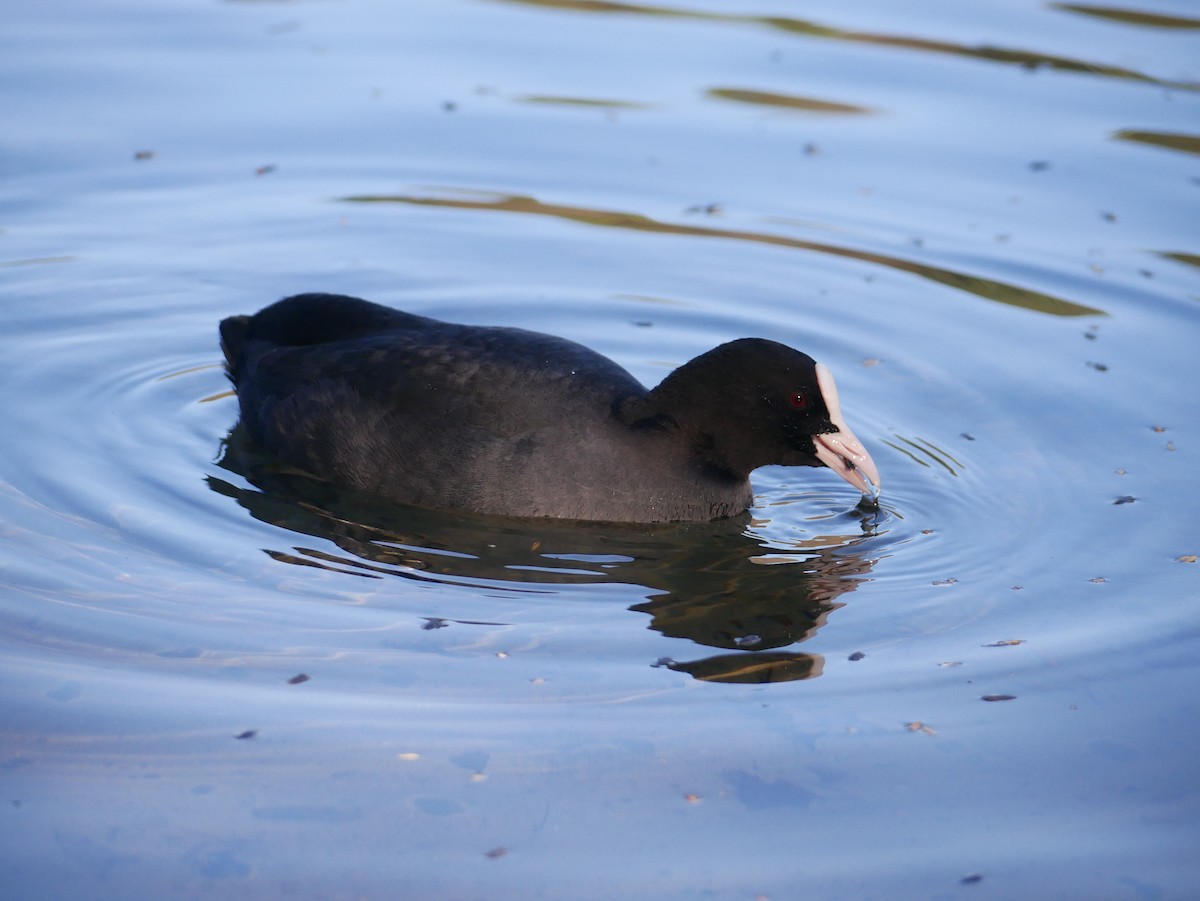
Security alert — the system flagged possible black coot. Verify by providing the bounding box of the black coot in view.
[220,293,880,522]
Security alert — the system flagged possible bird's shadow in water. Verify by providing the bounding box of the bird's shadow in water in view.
[209,426,886,683]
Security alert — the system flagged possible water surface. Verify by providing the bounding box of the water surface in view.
[2,0,1199,897]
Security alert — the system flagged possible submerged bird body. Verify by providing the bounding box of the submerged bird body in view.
[220,293,879,522]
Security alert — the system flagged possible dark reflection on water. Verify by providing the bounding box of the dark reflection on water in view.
[1052,4,1200,30]
[1160,251,1200,270]
[706,87,871,115]
[661,651,823,683]
[1113,129,1200,157]
[489,0,1199,91]
[342,191,1106,317]
[515,94,651,109]
[213,427,882,682]
[880,434,963,476]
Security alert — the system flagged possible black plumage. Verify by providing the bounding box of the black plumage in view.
[221,293,879,522]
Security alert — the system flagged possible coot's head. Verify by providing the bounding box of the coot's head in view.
[649,338,881,498]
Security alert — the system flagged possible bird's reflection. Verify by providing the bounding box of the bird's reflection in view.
[211,426,882,683]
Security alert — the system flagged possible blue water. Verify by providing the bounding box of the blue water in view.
[3,0,1199,897]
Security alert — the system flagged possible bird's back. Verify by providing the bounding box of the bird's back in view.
[221,294,693,518]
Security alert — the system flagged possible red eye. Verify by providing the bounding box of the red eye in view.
[789,392,808,409]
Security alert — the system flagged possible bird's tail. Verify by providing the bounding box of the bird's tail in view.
[219,315,251,384]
